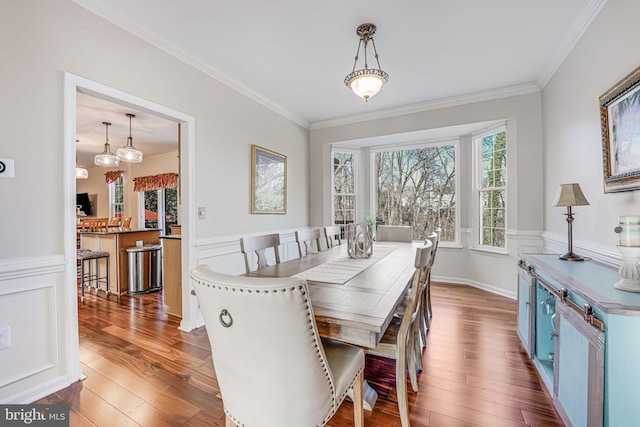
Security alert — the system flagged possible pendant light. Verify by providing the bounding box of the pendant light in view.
[94,121,120,167]
[75,140,88,179]
[344,23,389,102]
[116,113,143,163]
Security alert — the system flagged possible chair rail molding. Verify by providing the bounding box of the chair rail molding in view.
[0,255,65,282]
[542,231,620,268]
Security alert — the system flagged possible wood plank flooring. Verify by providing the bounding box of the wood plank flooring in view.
[36,282,563,426]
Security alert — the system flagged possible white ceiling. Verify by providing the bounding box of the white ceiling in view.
[74,0,605,163]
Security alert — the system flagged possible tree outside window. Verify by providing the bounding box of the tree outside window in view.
[374,143,457,241]
[477,129,507,248]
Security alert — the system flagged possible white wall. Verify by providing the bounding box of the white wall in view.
[0,0,308,403]
[310,93,544,297]
[542,0,640,265]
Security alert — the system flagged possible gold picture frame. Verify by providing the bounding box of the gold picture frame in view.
[251,145,287,214]
[600,65,640,193]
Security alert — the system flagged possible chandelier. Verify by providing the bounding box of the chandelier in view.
[94,121,120,167]
[344,23,389,102]
[116,113,143,163]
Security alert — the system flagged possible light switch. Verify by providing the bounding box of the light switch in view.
[0,158,15,178]
[198,206,206,220]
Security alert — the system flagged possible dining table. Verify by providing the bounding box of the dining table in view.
[246,240,423,410]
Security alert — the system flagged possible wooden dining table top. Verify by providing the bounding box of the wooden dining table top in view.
[246,241,422,348]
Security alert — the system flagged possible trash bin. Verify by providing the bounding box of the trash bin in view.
[126,244,163,295]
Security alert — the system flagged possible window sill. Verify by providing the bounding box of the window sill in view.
[470,246,509,255]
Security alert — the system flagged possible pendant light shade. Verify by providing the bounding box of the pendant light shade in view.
[75,139,88,179]
[116,113,143,163]
[94,122,120,167]
[75,163,89,179]
[344,23,389,102]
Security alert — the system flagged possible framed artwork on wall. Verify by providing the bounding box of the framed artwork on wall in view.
[251,144,287,214]
[600,65,640,192]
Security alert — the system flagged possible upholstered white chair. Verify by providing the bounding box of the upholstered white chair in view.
[189,266,364,427]
[239,233,281,273]
[365,242,432,427]
[376,225,413,242]
[323,225,343,248]
[295,228,323,256]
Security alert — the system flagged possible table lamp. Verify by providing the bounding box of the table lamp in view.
[552,183,590,261]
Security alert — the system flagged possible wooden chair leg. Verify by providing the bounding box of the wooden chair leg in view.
[396,344,410,427]
[352,370,364,427]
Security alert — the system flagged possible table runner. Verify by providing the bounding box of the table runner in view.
[293,245,397,284]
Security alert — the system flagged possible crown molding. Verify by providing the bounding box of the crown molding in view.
[536,0,608,88]
[71,0,310,129]
[310,83,540,130]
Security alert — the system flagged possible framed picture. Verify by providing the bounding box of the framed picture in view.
[600,65,640,192]
[251,145,287,214]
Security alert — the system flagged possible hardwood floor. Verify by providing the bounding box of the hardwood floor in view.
[36,282,563,426]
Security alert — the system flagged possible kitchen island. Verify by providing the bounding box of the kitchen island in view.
[80,229,161,295]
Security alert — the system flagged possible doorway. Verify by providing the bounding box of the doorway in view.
[63,73,197,382]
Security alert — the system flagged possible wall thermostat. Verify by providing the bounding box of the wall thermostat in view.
[0,158,15,178]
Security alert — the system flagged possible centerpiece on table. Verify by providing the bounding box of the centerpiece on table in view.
[347,222,373,259]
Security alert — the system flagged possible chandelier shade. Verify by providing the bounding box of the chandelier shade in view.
[344,23,389,101]
[116,113,143,163]
[94,121,120,167]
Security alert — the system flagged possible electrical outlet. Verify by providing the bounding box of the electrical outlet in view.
[198,206,206,220]
[0,326,11,350]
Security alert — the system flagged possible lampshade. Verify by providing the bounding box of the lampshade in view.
[95,121,120,167]
[75,164,88,179]
[116,113,143,163]
[552,183,590,207]
[344,23,389,102]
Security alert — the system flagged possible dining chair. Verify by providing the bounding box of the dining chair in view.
[418,231,439,347]
[376,225,413,242]
[120,217,132,229]
[83,217,109,232]
[239,233,281,273]
[295,228,323,257]
[427,228,441,323]
[323,225,343,248]
[107,217,122,230]
[189,266,364,427]
[365,241,432,427]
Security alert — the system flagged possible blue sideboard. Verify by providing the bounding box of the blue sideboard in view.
[518,254,640,427]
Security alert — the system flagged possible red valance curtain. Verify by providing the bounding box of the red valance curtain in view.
[104,170,123,184]
[133,173,178,192]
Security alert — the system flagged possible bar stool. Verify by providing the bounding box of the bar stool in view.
[77,249,110,301]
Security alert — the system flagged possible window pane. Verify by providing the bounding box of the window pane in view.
[144,190,159,229]
[333,152,356,225]
[164,187,179,234]
[375,145,456,241]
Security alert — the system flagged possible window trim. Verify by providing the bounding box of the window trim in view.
[369,138,461,246]
[472,124,508,253]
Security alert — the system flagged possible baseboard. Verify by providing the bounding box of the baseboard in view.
[432,275,517,300]
[2,375,76,404]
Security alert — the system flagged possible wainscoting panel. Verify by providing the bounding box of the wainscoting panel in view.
[0,255,67,403]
